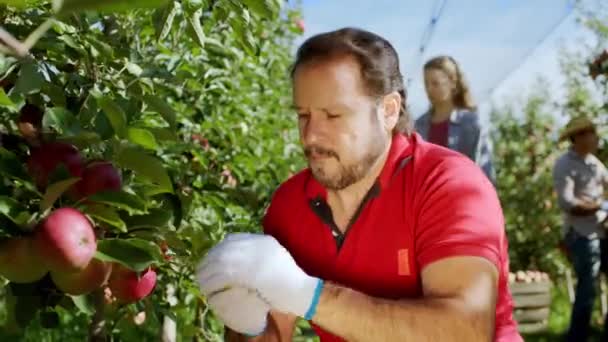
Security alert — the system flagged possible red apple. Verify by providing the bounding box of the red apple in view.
[27,142,84,189]
[51,258,112,295]
[75,160,122,199]
[108,264,157,303]
[0,237,48,283]
[35,207,96,273]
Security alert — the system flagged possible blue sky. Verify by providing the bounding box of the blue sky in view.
[296,0,602,123]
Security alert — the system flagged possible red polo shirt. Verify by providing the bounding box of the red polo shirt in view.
[263,133,521,342]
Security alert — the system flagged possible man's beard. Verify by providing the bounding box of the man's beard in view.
[310,151,382,190]
[305,123,387,190]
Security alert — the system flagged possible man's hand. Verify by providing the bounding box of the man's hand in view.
[204,286,269,336]
[197,233,323,319]
[571,199,601,216]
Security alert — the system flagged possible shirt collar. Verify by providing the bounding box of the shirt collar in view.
[305,133,414,200]
[567,148,592,163]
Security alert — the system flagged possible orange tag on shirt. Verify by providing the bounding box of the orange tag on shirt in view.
[398,249,410,276]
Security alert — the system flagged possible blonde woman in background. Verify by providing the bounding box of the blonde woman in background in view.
[415,55,495,184]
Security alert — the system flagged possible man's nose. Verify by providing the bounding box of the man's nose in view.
[301,114,324,146]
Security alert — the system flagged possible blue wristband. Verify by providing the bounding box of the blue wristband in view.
[304,278,324,320]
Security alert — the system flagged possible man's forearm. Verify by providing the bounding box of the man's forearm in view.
[312,282,494,342]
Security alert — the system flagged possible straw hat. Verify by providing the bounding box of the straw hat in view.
[559,117,596,142]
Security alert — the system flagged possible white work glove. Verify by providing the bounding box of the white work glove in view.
[197,233,324,320]
[206,286,269,336]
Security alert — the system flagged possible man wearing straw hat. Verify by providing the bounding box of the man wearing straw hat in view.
[553,116,608,341]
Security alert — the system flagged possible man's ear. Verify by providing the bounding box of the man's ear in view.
[382,91,401,132]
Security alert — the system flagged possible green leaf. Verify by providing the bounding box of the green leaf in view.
[13,61,44,95]
[188,8,205,48]
[93,111,114,140]
[149,127,177,142]
[159,193,183,228]
[123,208,173,230]
[96,238,163,272]
[88,40,114,59]
[0,0,43,7]
[54,0,168,14]
[126,62,143,77]
[127,127,159,150]
[71,294,95,315]
[97,96,127,138]
[82,204,126,232]
[57,35,87,55]
[242,0,278,19]
[144,95,176,128]
[153,1,179,41]
[164,231,188,251]
[40,177,80,212]
[86,190,147,215]
[0,88,15,108]
[115,148,173,193]
[229,15,256,56]
[42,107,76,135]
[0,196,27,225]
[42,83,67,107]
[0,148,31,182]
[57,131,102,149]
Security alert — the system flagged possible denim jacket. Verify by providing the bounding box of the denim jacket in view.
[415,110,496,184]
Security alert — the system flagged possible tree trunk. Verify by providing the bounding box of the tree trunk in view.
[88,289,107,342]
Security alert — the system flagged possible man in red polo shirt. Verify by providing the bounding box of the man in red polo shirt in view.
[197,27,521,341]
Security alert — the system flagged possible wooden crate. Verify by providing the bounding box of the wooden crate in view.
[509,279,552,334]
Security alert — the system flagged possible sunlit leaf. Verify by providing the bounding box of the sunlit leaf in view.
[54,0,168,14]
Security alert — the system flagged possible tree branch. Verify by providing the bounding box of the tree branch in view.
[88,289,107,342]
[0,26,28,57]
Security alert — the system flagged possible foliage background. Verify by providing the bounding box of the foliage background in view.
[0,0,307,341]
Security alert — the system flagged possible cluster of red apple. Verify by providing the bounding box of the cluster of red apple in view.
[589,48,608,80]
[508,270,550,284]
[0,140,156,304]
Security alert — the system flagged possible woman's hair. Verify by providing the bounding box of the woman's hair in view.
[424,55,476,111]
[290,27,412,135]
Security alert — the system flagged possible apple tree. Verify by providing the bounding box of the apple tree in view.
[491,2,608,281]
[0,0,306,340]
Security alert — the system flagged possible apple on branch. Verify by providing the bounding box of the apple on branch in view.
[34,207,97,273]
[51,259,112,296]
[107,264,157,304]
[27,142,84,189]
[0,237,48,283]
[72,160,122,200]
